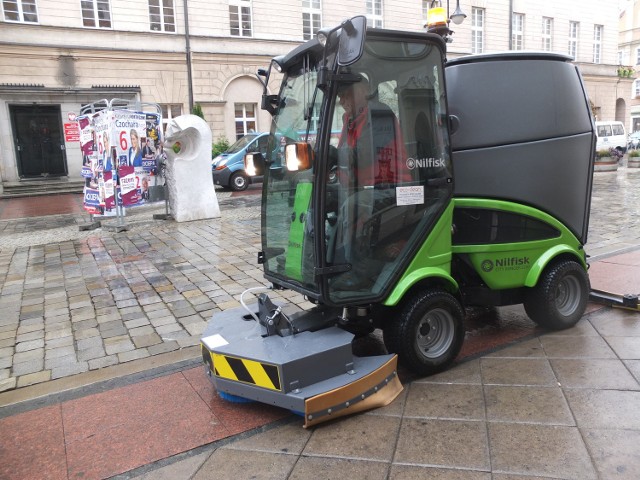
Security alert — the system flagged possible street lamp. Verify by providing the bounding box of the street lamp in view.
[425,0,467,40]
[450,0,467,25]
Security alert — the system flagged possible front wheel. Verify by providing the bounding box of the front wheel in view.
[523,259,589,330]
[383,289,465,376]
[229,171,249,191]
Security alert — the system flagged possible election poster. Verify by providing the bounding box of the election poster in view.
[113,110,147,169]
[102,170,116,210]
[83,186,102,215]
[118,165,141,206]
[78,103,163,215]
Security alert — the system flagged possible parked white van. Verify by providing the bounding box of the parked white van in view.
[595,121,627,152]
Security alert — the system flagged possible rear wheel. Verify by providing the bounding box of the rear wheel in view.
[230,171,249,191]
[383,289,464,376]
[523,259,589,330]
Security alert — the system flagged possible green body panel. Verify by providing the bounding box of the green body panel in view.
[384,202,457,306]
[451,198,586,290]
[384,198,587,304]
[285,182,313,281]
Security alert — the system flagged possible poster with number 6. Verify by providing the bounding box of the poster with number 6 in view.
[113,110,147,168]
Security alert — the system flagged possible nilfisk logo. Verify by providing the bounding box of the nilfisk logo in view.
[481,260,494,272]
[482,256,530,272]
[406,157,445,170]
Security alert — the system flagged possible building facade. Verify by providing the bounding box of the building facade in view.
[619,0,640,132]
[0,0,623,190]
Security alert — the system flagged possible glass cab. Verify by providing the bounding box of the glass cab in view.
[261,30,453,306]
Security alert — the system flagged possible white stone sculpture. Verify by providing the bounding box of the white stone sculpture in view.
[164,114,220,222]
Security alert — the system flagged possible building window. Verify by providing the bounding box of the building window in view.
[512,13,524,50]
[568,21,579,59]
[471,7,484,54]
[593,25,603,64]
[2,0,38,23]
[235,103,257,139]
[365,0,383,28]
[81,0,111,28]
[635,48,640,65]
[149,0,175,32]
[160,104,182,133]
[634,80,640,99]
[302,0,321,40]
[229,0,252,37]
[541,17,552,51]
[422,0,428,22]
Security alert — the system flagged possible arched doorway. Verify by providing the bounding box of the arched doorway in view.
[222,75,270,141]
[615,98,627,127]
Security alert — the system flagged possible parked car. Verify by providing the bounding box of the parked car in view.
[628,131,640,150]
[212,133,273,191]
[595,120,627,153]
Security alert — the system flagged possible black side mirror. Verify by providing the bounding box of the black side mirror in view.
[338,16,367,66]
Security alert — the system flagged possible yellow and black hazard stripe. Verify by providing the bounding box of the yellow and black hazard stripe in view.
[211,352,282,392]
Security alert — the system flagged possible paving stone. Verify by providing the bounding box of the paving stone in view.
[44,313,71,325]
[0,376,17,393]
[12,358,45,376]
[15,338,45,353]
[51,361,89,379]
[45,345,76,360]
[75,327,101,341]
[70,308,96,322]
[130,325,155,337]
[155,323,184,335]
[76,336,104,351]
[124,318,151,329]
[148,315,178,328]
[177,336,201,348]
[117,349,150,362]
[21,304,44,314]
[88,355,118,370]
[116,299,139,308]
[0,329,17,341]
[13,348,43,364]
[148,341,180,355]
[146,308,173,319]
[45,354,78,369]
[46,335,74,348]
[104,336,135,355]
[132,332,163,348]
[183,321,207,336]
[77,346,107,361]
[100,326,129,338]
[17,370,51,388]
[15,330,44,343]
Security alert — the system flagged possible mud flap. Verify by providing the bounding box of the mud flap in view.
[201,305,403,427]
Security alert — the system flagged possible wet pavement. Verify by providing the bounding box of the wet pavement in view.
[0,165,640,479]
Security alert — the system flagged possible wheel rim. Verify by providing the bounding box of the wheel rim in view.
[555,274,582,316]
[233,175,247,189]
[416,308,455,359]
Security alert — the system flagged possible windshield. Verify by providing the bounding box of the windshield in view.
[261,59,324,293]
[226,134,259,153]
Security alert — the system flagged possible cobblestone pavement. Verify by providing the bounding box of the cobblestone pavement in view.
[1,168,640,394]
